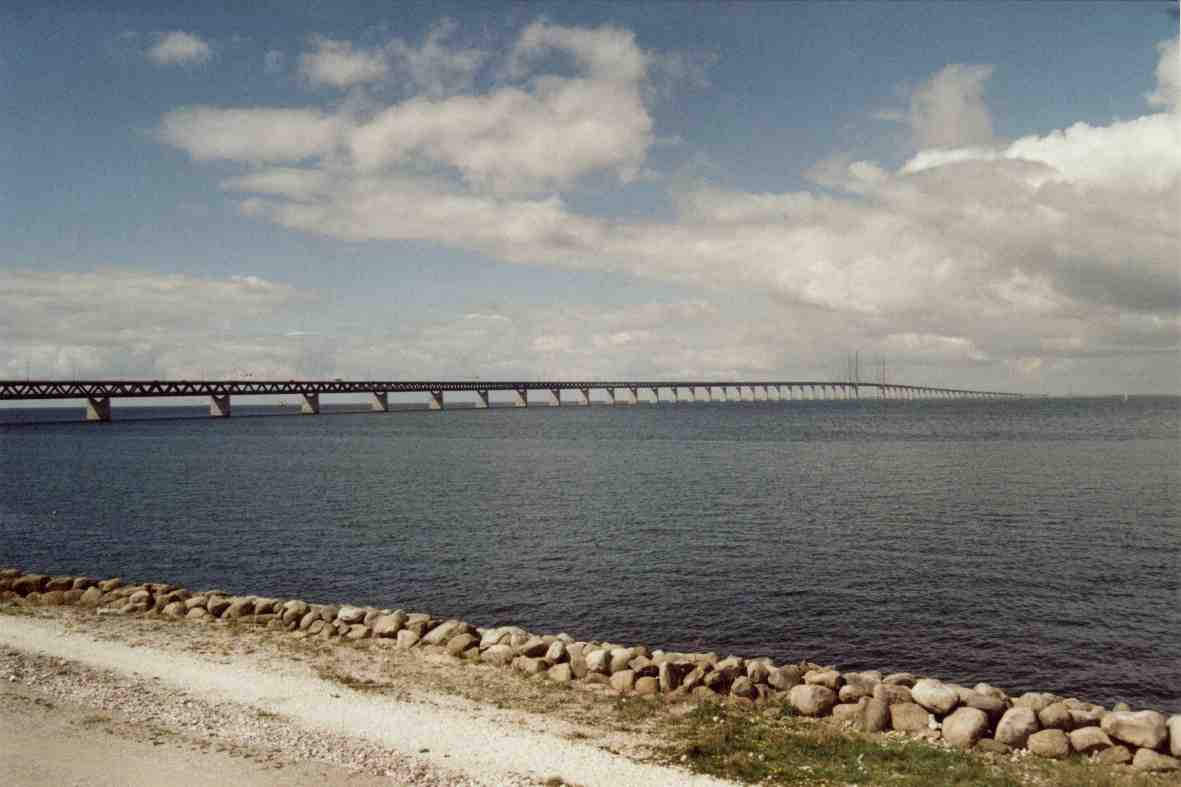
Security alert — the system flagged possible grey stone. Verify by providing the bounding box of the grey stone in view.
[479,626,527,649]
[890,702,932,733]
[396,629,420,649]
[1096,745,1132,765]
[1013,692,1058,713]
[547,663,573,684]
[518,636,550,658]
[481,644,514,666]
[345,624,370,640]
[1169,715,1181,757]
[1132,748,1180,772]
[80,586,104,606]
[804,669,842,690]
[767,666,803,691]
[883,672,915,686]
[446,633,478,656]
[1101,710,1168,750]
[873,683,914,706]
[962,692,1007,723]
[911,679,959,716]
[423,620,470,646]
[831,701,866,725]
[585,649,611,674]
[372,612,408,638]
[1027,729,1071,759]
[942,707,989,749]
[280,600,308,624]
[514,656,547,675]
[995,707,1039,748]
[336,605,366,624]
[1069,726,1113,754]
[186,607,210,621]
[634,677,660,696]
[1038,701,1074,731]
[790,684,837,717]
[610,670,636,693]
[1069,705,1107,727]
[544,641,567,664]
[975,738,1012,755]
[731,677,756,700]
[860,698,890,733]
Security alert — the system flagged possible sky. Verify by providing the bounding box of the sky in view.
[2,1,1179,397]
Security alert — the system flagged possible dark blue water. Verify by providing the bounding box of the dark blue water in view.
[2,397,1178,712]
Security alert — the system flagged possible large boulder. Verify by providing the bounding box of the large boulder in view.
[1069,726,1114,754]
[1097,745,1133,765]
[423,620,471,646]
[873,683,913,705]
[1027,729,1071,759]
[1037,702,1074,731]
[1013,692,1058,713]
[372,612,407,638]
[280,600,308,624]
[547,664,573,684]
[911,679,959,716]
[767,666,803,691]
[13,575,48,596]
[860,698,890,733]
[1169,715,1181,757]
[1101,710,1168,750]
[890,703,932,733]
[804,669,842,690]
[80,586,104,606]
[961,692,1007,723]
[585,649,611,674]
[481,644,514,666]
[790,684,836,717]
[995,707,1040,748]
[610,670,636,693]
[832,701,867,725]
[336,605,366,624]
[1132,749,1180,772]
[942,707,989,749]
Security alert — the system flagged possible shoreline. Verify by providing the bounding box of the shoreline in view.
[2,566,1179,783]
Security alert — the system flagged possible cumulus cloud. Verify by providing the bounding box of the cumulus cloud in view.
[147,31,212,66]
[1147,36,1179,110]
[388,19,486,97]
[299,36,388,87]
[151,24,1179,393]
[0,270,303,379]
[906,63,995,149]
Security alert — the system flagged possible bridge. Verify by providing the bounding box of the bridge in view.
[0,379,1023,421]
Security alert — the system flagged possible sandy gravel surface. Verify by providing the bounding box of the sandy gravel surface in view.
[0,608,735,787]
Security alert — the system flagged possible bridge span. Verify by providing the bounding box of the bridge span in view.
[0,379,1023,422]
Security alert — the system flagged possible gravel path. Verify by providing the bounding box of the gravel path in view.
[0,613,734,787]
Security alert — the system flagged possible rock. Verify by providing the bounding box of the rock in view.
[767,666,803,691]
[804,669,842,690]
[12,575,47,596]
[832,702,866,725]
[186,607,210,621]
[203,595,229,617]
[547,663,573,684]
[307,620,325,635]
[911,679,959,716]
[714,656,745,683]
[481,644,514,666]
[439,632,474,655]
[942,707,989,749]
[224,598,255,619]
[1101,710,1168,750]
[1132,748,1180,772]
[184,596,207,610]
[70,577,96,590]
[280,600,308,624]
[544,641,567,664]
[320,606,342,623]
[883,672,915,686]
[585,649,611,674]
[975,738,1011,755]
[680,666,707,692]
[860,698,890,733]
[609,648,637,673]
[1014,692,1058,713]
[423,620,471,647]
[1169,715,1181,757]
[80,586,104,606]
[299,611,319,630]
[1069,726,1113,754]
[790,685,837,717]
[514,656,547,675]
[98,578,123,592]
[1113,702,1131,712]
[41,591,66,606]
[1097,745,1133,765]
[659,661,693,692]
[961,692,1006,723]
[634,677,660,696]
[372,612,407,638]
[890,703,932,733]
[396,630,420,649]
[129,589,152,605]
[45,576,75,592]
[1038,702,1074,731]
[995,707,1040,748]
[1069,705,1107,727]
[610,670,636,693]
[1027,729,1071,759]
[480,626,527,649]
[336,605,366,624]
[516,636,549,658]
[162,601,186,618]
[873,683,914,706]
[345,624,370,640]
[731,677,756,700]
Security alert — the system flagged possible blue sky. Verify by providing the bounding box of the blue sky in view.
[2,1,1178,394]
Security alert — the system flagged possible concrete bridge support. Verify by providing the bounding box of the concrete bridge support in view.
[370,392,389,412]
[474,389,490,409]
[429,390,445,410]
[575,388,590,406]
[210,394,232,417]
[300,393,320,415]
[547,388,561,406]
[86,397,111,422]
[513,389,528,407]
[650,387,661,404]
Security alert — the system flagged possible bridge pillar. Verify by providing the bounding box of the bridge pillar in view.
[627,386,639,405]
[85,397,111,422]
[474,389,490,409]
[370,392,389,412]
[300,393,320,415]
[513,388,528,407]
[767,386,779,401]
[429,390,444,410]
[547,388,561,406]
[210,394,232,417]
[576,387,590,406]
[650,387,661,404]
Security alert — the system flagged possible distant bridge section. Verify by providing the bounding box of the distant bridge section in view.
[0,379,1024,422]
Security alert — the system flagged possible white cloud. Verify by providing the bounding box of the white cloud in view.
[1147,36,1179,110]
[299,37,388,87]
[389,19,486,98]
[147,31,212,66]
[906,64,995,149]
[160,107,347,162]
